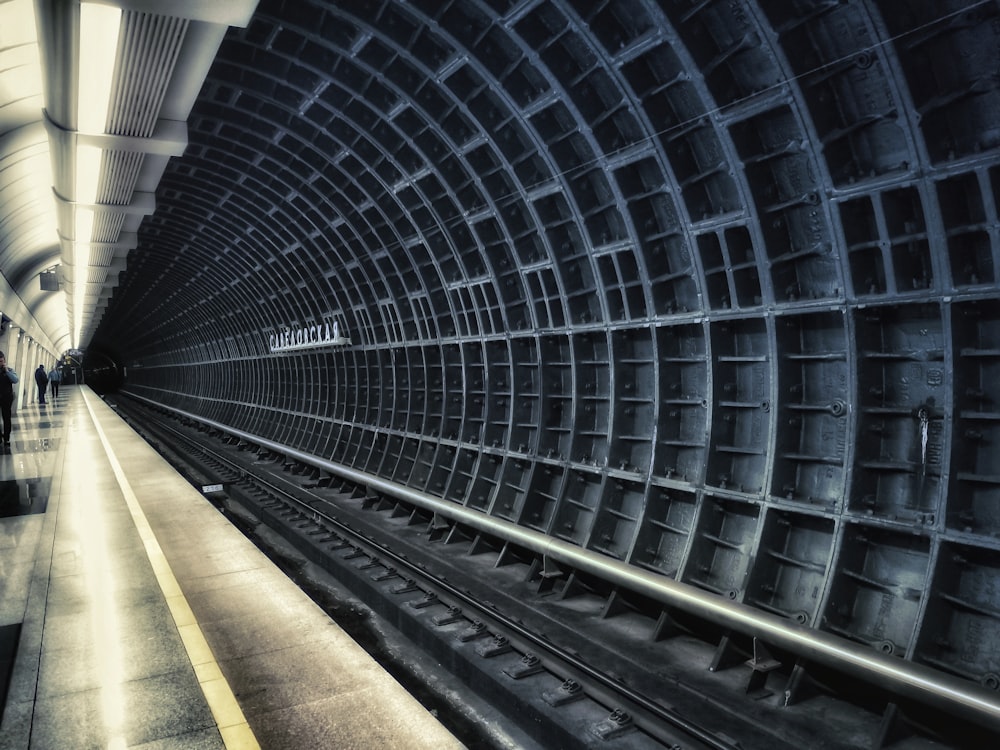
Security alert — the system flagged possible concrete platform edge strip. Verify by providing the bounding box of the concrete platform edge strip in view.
[82,390,261,750]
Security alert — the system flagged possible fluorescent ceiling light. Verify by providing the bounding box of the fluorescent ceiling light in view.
[73,209,94,348]
[75,2,121,348]
[74,241,90,348]
[74,206,95,241]
[76,143,103,204]
[77,2,122,134]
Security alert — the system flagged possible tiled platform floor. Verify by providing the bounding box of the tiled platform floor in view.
[0,387,463,749]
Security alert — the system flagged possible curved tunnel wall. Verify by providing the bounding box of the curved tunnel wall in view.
[95,0,1000,706]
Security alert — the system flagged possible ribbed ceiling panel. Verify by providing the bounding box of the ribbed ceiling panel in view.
[90,245,117,268]
[97,150,145,205]
[90,210,126,244]
[86,266,109,284]
[108,10,189,138]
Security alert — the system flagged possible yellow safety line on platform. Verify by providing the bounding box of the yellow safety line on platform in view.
[83,391,261,750]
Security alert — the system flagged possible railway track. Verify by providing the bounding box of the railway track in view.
[108,393,986,750]
[115,395,737,749]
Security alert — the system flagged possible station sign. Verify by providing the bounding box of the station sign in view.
[269,320,351,353]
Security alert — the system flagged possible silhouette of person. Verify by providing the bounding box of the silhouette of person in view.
[34,365,48,405]
[48,365,62,399]
[0,352,20,444]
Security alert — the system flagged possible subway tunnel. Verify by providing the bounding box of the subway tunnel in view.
[5,0,1000,747]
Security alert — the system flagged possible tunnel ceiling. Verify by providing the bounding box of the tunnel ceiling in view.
[96,0,1000,360]
[93,0,1000,742]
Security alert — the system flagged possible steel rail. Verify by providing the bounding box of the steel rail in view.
[146,416,733,750]
[127,392,1000,734]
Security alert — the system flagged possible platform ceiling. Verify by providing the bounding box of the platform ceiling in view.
[0,0,257,355]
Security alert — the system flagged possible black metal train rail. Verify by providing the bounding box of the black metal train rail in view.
[113,395,727,749]
[109,393,994,750]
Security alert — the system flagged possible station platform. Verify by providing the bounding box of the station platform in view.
[0,386,464,749]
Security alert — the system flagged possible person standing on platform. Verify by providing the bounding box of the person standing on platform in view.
[34,365,48,405]
[48,365,62,400]
[0,353,19,445]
